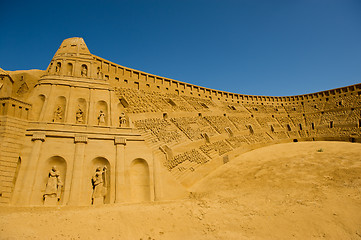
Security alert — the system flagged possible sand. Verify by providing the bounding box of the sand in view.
[1,141,360,240]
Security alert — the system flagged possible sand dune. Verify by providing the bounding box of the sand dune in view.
[1,141,360,239]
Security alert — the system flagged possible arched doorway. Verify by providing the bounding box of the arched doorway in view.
[40,156,67,205]
[130,159,150,202]
[87,157,111,205]
[95,101,108,126]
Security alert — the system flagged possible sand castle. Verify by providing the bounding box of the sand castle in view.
[1,37,360,206]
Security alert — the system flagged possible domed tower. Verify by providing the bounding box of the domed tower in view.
[12,38,164,207]
[29,37,119,125]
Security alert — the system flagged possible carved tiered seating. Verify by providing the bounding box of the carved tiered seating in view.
[170,116,217,140]
[204,115,237,134]
[182,96,216,111]
[199,140,233,157]
[164,149,209,171]
[134,118,182,144]
[228,115,260,131]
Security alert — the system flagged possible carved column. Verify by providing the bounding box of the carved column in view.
[114,137,126,203]
[21,132,45,205]
[67,134,87,205]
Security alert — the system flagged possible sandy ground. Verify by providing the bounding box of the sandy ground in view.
[1,141,360,240]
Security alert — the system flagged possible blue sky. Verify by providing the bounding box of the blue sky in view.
[1,0,360,96]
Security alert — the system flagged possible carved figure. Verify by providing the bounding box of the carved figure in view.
[43,166,63,202]
[76,108,84,123]
[53,106,63,122]
[81,65,87,77]
[98,110,105,125]
[91,166,107,204]
[119,112,127,127]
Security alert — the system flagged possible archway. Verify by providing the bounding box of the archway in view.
[130,158,150,202]
[75,98,87,124]
[53,96,66,122]
[40,156,67,205]
[87,157,111,205]
[66,63,73,76]
[95,101,108,126]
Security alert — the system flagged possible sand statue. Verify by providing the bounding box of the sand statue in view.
[97,110,105,125]
[43,166,63,203]
[91,166,107,205]
[119,112,127,127]
[81,65,87,77]
[76,108,84,124]
[53,106,63,122]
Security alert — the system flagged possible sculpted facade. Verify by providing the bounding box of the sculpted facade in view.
[0,37,360,206]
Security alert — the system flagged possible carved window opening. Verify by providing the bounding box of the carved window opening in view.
[166,99,176,107]
[198,113,202,117]
[163,113,168,120]
[202,133,210,143]
[66,63,73,76]
[311,123,315,130]
[200,103,208,109]
[358,119,361,128]
[228,105,236,110]
[225,127,234,137]
[119,98,129,108]
[286,124,291,131]
[247,125,254,134]
[270,125,275,133]
[329,121,333,128]
[299,124,303,130]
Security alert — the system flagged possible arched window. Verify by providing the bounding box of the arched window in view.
[66,63,73,76]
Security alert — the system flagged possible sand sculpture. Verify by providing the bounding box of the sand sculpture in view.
[0,37,360,206]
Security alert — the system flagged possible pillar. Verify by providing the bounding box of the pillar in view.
[114,137,126,203]
[67,134,87,205]
[20,132,45,205]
